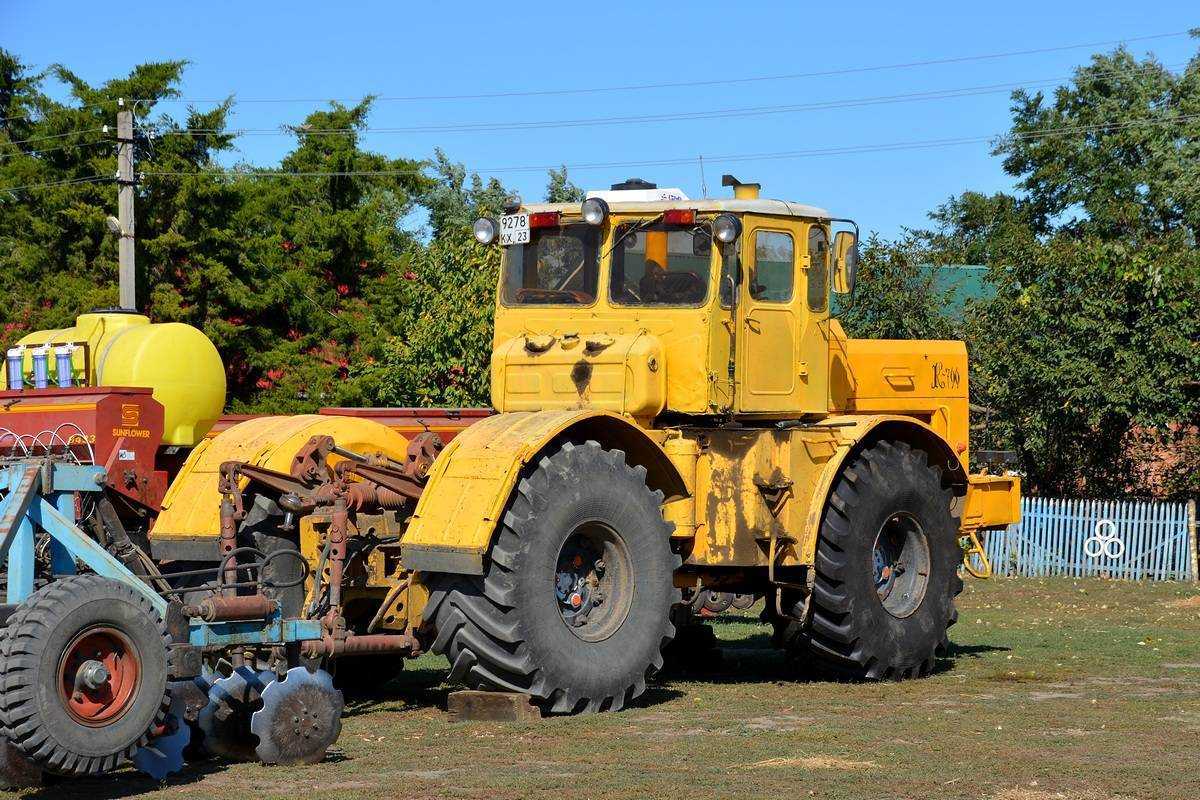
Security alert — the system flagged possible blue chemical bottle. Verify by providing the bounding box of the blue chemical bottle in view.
[55,344,74,388]
[31,346,49,390]
[5,347,22,391]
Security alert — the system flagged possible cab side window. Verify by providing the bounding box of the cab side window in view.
[749,230,793,302]
[807,226,829,312]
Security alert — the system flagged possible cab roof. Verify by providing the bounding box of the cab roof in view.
[520,197,832,220]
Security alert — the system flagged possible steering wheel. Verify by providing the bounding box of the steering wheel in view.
[660,271,705,301]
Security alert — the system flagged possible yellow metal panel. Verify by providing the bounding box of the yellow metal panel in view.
[401,409,681,572]
[151,414,411,540]
[492,331,666,420]
[668,414,986,569]
[962,474,1022,530]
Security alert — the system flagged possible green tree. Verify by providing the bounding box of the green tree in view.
[0,51,237,337]
[995,41,1200,240]
[545,165,585,203]
[965,235,1199,498]
[355,229,500,408]
[421,148,509,239]
[835,234,959,341]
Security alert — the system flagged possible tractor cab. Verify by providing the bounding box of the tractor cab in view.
[476,176,859,422]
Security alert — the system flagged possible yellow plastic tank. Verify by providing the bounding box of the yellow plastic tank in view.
[15,311,226,446]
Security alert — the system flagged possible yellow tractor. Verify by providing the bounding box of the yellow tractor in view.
[159,174,1016,716]
[2,174,1019,780]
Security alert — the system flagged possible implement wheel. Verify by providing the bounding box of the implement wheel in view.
[0,575,170,775]
[426,441,680,714]
[798,440,962,680]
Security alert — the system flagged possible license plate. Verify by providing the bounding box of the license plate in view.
[499,213,530,245]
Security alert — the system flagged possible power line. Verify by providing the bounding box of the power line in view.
[0,174,112,193]
[6,112,1194,193]
[0,138,115,161]
[153,62,1183,140]
[135,30,1192,105]
[0,28,1188,127]
[1,127,109,147]
[133,113,1200,181]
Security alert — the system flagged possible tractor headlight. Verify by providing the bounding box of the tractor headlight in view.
[581,197,609,226]
[473,217,498,245]
[713,213,741,244]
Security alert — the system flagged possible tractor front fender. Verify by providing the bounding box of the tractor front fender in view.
[400,410,686,575]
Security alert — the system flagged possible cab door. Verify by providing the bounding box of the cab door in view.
[736,217,829,415]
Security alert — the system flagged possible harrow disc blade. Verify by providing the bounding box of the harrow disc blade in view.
[131,712,190,781]
[251,667,344,766]
[197,666,274,762]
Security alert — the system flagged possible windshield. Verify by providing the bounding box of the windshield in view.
[501,223,600,305]
[609,222,712,306]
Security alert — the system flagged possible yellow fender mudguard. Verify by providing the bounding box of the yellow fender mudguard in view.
[785,415,1021,566]
[151,414,412,549]
[400,409,686,575]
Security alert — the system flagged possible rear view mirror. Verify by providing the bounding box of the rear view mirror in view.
[833,231,859,294]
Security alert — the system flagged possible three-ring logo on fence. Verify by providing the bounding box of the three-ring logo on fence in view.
[1083,519,1125,559]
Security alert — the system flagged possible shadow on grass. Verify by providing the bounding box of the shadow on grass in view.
[661,613,1013,685]
[340,666,451,717]
[21,757,231,800]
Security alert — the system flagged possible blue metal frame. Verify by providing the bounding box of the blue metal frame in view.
[1,459,321,648]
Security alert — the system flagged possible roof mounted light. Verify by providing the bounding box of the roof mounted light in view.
[581,197,608,226]
[473,217,498,245]
[713,213,742,244]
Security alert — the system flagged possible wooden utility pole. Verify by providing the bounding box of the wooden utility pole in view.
[116,107,136,310]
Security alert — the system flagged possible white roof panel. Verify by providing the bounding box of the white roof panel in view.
[522,197,832,219]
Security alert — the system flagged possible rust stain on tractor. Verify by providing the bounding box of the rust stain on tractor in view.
[570,360,592,395]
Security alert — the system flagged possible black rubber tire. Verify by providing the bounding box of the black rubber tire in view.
[0,575,170,775]
[426,440,681,714]
[0,627,43,791]
[798,440,962,680]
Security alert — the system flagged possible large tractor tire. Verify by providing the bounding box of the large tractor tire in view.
[0,575,170,775]
[798,440,962,680]
[426,441,681,714]
[0,627,42,791]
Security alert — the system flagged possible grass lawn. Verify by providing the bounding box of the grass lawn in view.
[6,576,1199,800]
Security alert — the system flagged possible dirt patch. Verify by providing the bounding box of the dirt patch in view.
[1028,691,1083,701]
[743,756,876,770]
[1165,596,1200,609]
[990,790,1137,800]
[739,714,813,732]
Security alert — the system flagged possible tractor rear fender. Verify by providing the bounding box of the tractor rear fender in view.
[400,410,687,576]
[794,415,970,565]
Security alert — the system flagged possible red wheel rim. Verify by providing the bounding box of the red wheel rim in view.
[57,626,141,726]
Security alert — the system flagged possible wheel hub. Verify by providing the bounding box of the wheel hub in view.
[554,522,630,642]
[871,512,932,619]
[57,626,141,726]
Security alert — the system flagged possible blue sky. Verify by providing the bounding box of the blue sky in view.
[3,1,1196,239]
